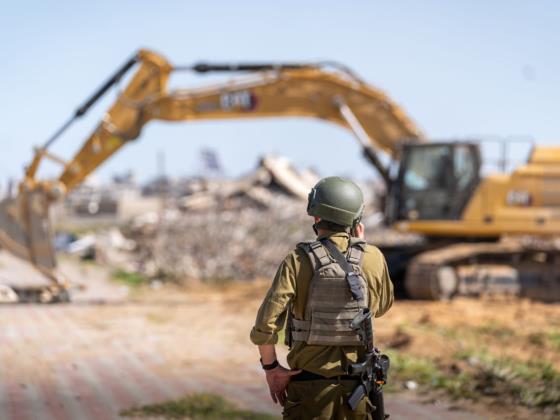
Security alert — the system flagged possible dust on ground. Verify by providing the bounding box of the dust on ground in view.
[376,296,560,419]
[1,252,558,419]
[171,280,560,419]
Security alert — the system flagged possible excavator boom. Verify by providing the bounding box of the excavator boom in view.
[0,49,422,295]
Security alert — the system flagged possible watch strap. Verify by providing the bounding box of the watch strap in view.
[260,358,279,370]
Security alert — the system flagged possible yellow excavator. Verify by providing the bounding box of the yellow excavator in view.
[1,49,559,302]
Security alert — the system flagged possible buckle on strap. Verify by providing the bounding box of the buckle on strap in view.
[309,241,332,267]
[347,245,363,265]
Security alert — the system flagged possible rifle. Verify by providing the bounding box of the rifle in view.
[347,308,390,419]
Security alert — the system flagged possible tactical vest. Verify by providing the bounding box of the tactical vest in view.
[289,237,369,346]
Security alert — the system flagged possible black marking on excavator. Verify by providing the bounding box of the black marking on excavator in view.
[42,53,139,150]
[191,62,311,73]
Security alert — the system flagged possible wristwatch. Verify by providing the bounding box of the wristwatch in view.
[260,358,279,370]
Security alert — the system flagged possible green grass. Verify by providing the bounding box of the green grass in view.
[548,331,560,351]
[386,350,442,386]
[120,392,278,419]
[384,349,560,414]
[383,350,473,397]
[111,269,149,287]
[463,352,560,411]
[473,322,514,339]
[383,316,559,415]
[527,332,546,346]
[528,330,560,351]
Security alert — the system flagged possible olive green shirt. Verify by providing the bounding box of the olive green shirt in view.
[250,232,394,377]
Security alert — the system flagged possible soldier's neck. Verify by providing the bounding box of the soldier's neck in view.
[317,229,347,237]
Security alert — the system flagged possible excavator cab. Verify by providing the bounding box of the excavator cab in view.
[387,142,481,223]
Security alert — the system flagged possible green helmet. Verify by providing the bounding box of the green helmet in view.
[307,176,364,227]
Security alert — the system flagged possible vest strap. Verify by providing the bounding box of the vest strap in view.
[320,239,364,301]
[290,318,362,344]
[291,318,311,342]
[347,244,364,266]
[309,241,332,268]
[291,330,308,342]
[292,318,311,330]
[347,237,366,266]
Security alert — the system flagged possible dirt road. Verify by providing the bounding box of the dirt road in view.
[0,251,486,419]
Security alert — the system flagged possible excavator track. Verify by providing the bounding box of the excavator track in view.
[404,240,560,301]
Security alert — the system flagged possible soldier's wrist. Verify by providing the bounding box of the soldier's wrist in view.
[260,358,279,370]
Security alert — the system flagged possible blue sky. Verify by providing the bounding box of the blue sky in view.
[1,1,559,183]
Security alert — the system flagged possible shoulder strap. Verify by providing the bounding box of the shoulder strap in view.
[297,241,332,269]
[320,238,364,301]
[348,237,367,250]
[347,240,366,266]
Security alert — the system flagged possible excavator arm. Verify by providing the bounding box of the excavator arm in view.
[0,48,422,293]
[51,50,421,191]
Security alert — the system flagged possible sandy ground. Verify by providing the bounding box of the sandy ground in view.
[1,251,557,419]
[377,296,560,370]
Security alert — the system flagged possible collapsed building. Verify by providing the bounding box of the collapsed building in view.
[121,155,320,280]
[63,155,381,282]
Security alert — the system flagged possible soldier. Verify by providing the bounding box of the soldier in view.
[250,176,394,419]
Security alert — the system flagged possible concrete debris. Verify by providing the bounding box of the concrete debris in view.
[67,235,97,256]
[260,155,317,199]
[125,203,310,280]
[178,155,319,211]
[59,155,385,282]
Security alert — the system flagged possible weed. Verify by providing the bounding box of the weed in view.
[474,322,514,339]
[454,349,560,413]
[385,350,443,386]
[548,331,560,351]
[527,332,545,346]
[111,269,148,287]
[385,348,560,414]
[120,392,277,419]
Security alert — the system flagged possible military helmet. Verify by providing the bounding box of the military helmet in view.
[307,176,364,227]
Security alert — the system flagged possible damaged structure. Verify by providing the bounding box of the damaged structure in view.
[63,155,373,282]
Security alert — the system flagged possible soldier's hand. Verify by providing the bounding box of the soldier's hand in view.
[265,365,302,406]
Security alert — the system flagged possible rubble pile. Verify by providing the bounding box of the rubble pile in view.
[124,156,319,280]
[177,155,319,211]
[79,156,317,280]
[130,202,311,280]
[63,155,385,282]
